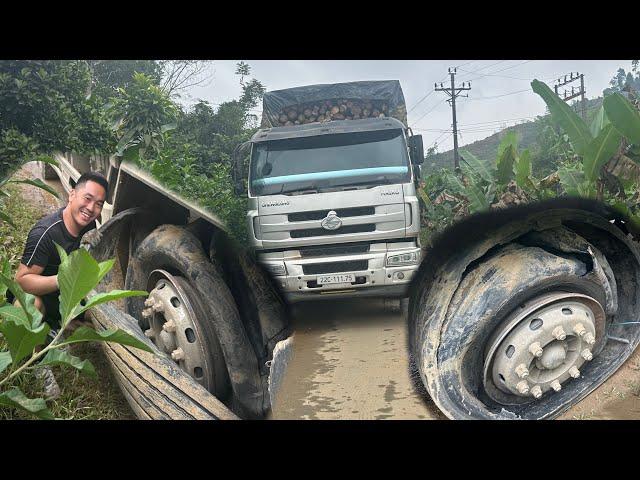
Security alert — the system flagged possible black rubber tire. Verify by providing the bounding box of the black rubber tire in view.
[124,224,232,400]
[413,242,611,420]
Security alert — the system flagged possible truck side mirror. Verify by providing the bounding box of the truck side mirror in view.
[232,142,251,196]
[409,135,424,165]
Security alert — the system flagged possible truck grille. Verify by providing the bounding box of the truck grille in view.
[302,260,369,275]
[299,242,370,257]
[291,224,375,238]
[288,206,374,222]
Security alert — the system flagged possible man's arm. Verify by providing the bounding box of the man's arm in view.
[15,263,58,296]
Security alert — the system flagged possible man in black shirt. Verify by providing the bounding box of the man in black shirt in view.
[15,171,108,330]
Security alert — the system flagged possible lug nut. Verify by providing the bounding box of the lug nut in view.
[516,381,530,395]
[552,326,567,340]
[171,347,185,362]
[529,342,543,358]
[142,308,153,319]
[531,385,543,399]
[581,349,593,361]
[144,329,154,338]
[515,363,530,379]
[162,319,176,333]
[569,366,580,378]
[584,332,595,346]
[152,302,164,313]
[573,323,586,337]
[550,380,562,392]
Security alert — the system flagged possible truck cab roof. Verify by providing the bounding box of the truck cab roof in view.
[250,117,406,144]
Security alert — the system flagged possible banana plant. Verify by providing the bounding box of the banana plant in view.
[0,246,151,419]
[532,80,640,230]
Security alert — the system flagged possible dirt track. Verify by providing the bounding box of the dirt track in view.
[270,297,640,420]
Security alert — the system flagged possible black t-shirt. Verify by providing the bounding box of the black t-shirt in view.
[21,207,96,276]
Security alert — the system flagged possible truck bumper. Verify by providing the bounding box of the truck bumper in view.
[260,245,422,303]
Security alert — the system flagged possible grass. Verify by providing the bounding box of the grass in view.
[0,175,135,420]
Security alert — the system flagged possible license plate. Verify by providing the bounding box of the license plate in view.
[317,274,356,285]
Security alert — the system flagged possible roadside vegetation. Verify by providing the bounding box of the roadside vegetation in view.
[419,61,640,247]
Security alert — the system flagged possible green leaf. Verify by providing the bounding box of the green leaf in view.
[466,183,491,213]
[0,304,30,327]
[558,167,585,195]
[96,258,115,286]
[589,106,610,138]
[57,326,153,353]
[460,150,494,183]
[496,144,517,185]
[443,170,466,195]
[0,272,40,325]
[497,130,518,159]
[583,124,622,183]
[56,248,100,327]
[0,313,49,364]
[603,92,640,144]
[40,349,96,378]
[34,155,59,169]
[0,259,10,301]
[9,178,59,198]
[0,351,12,375]
[516,149,532,188]
[531,80,592,156]
[54,242,68,266]
[0,388,54,419]
[0,210,16,228]
[160,122,177,133]
[72,289,147,318]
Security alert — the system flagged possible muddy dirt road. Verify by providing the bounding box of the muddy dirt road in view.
[269,298,444,419]
[270,297,640,420]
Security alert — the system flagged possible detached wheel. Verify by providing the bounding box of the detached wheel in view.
[414,243,613,419]
[124,225,231,399]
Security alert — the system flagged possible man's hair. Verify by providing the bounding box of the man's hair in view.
[75,171,109,195]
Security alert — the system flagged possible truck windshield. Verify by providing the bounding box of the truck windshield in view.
[250,129,410,195]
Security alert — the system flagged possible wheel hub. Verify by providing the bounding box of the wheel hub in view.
[484,292,605,403]
[141,269,212,389]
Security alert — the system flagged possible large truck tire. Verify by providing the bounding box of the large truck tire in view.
[124,225,231,400]
[409,199,640,419]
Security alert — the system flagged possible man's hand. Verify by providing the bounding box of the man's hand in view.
[15,263,59,296]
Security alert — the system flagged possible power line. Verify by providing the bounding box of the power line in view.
[462,88,532,101]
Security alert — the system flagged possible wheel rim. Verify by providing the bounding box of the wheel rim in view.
[483,292,606,405]
[141,269,214,390]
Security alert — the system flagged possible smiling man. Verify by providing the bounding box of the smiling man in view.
[15,171,108,331]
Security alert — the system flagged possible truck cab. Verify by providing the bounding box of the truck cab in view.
[240,116,424,302]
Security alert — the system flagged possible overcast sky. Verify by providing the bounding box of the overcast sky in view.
[185,60,632,153]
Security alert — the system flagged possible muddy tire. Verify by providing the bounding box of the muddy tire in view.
[124,224,233,400]
[410,203,640,420]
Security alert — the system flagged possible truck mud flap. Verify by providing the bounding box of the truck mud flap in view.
[86,300,238,420]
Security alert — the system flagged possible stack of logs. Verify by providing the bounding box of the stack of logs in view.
[275,99,389,126]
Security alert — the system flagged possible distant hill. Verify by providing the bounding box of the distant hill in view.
[424,96,603,172]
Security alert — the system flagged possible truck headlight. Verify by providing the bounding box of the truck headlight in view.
[386,251,420,267]
[263,262,287,276]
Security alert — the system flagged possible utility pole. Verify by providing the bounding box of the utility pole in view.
[435,67,471,170]
[554,72,586,120]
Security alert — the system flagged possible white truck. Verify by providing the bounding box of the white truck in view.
[235,81,424,303]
